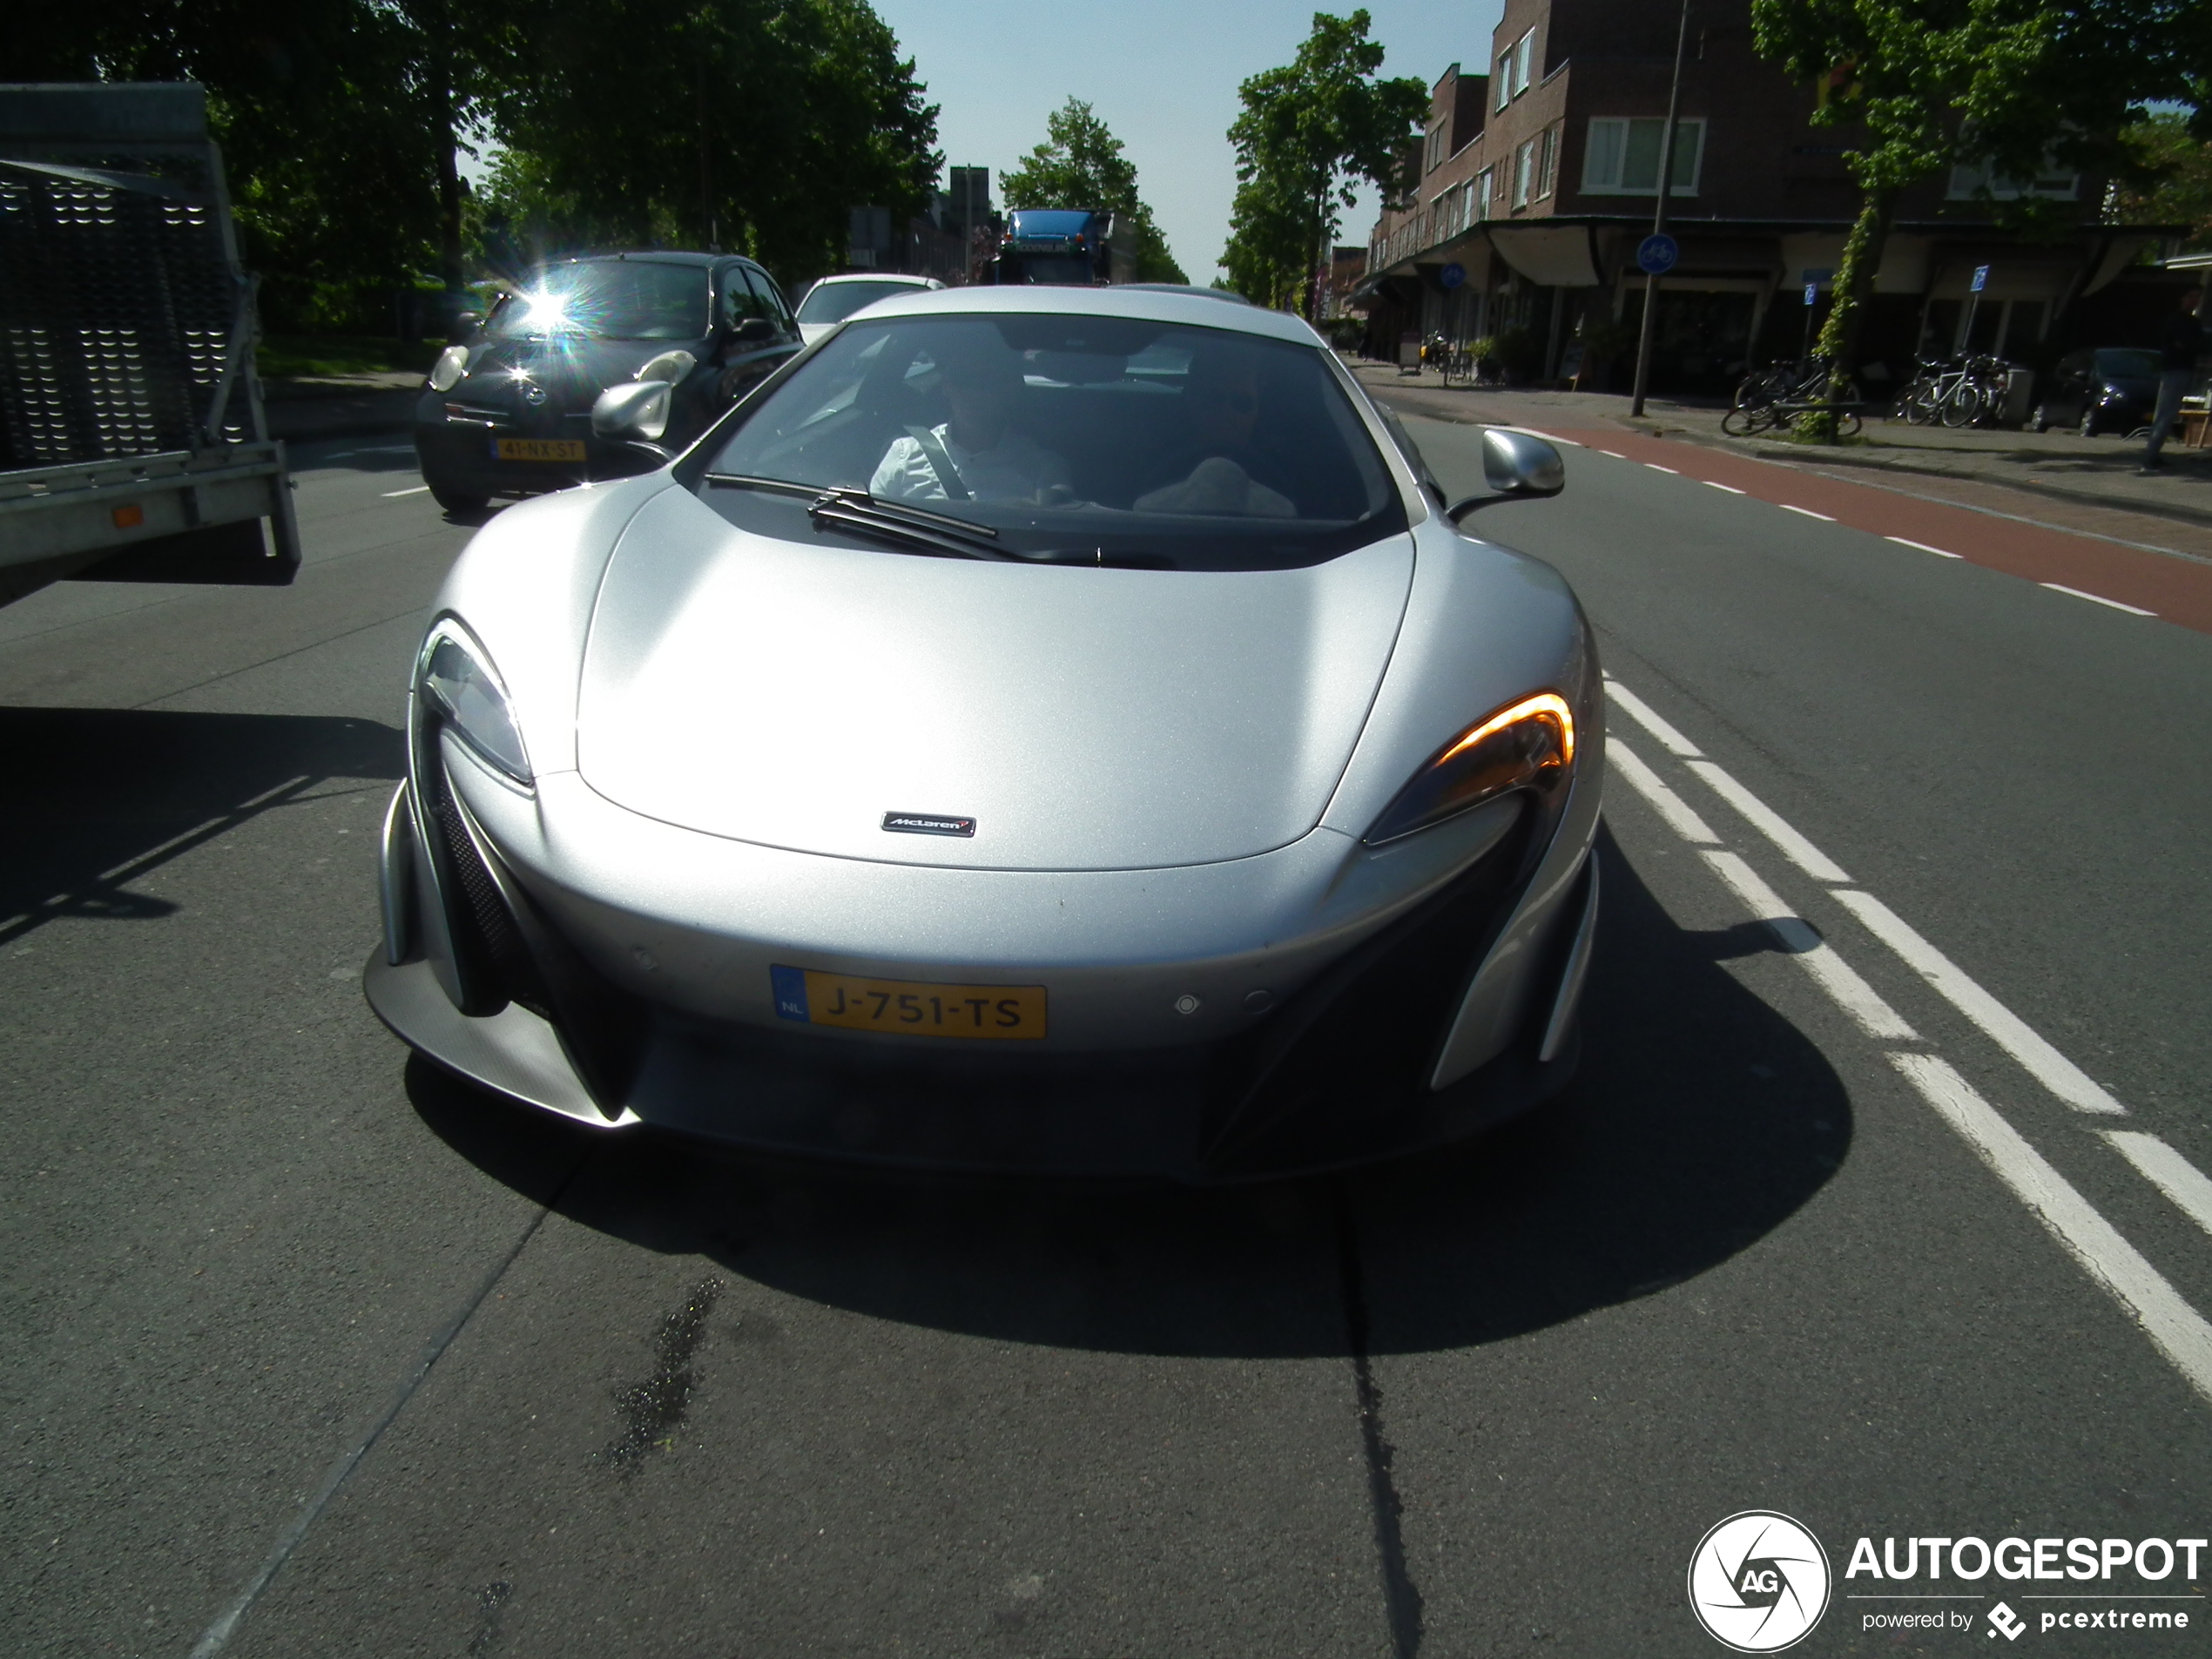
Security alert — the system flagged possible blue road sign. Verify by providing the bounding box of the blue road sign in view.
[1971,263,1991,293]
[1804,283,1818,306]
[1440,262,1466,290]
[1636,233,1679,275]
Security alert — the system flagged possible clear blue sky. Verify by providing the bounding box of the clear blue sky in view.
[871,0,1507,281]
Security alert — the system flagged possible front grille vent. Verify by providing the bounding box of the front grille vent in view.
[429,763,554,1020]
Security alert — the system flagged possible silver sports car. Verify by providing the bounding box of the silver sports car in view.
[367,286,1603,1179]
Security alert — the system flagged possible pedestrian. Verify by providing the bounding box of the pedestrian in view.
[2139,287,2203,472]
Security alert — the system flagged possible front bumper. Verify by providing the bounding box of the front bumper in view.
[412,391,638,496]
[366,738,1600,1181]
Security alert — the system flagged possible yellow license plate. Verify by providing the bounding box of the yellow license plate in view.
[492,438,585,462]
[770,965,1046,1040]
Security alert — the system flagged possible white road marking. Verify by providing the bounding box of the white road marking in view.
[2096,1141,2212,1238]
[1608,739,1722,843]
[2040,583,2155,617]
[382,485,431,497]
[1886,536,1963,559]
[1704,480,1747,495]
[1683,759,1853,883]
[1598,449,1626,458]
[1602,680,1703,757]
[1646,462,1680,474]
[1828,888,2126,1116]
[1892,1055,2212,1407]
[2106,1132,2212,1239]
[1701,850,1919,1041]
[1780,503,1835,521]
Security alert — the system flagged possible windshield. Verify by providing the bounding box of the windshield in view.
[797,280,926,327]
[487,261,709,341]
[698,314,1406,571]
[2094,349,2163,380]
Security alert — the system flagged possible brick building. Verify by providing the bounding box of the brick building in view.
[1356,0,2186,395]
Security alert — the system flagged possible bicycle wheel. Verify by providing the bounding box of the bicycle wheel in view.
[1723,402,1777,436]
[1940,384,1983,428]
[1836,408,1862,438]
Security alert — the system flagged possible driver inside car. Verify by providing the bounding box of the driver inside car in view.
[1134,347,1296,517]
[870,329,1074,505]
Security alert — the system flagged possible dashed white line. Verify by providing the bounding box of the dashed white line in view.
[1828,888,2126,1116]
[1645,462,1680,474]
[1700,850,1919,1041]
[1886,536,1963,559]
[1892,1055,2212,1407]
[1608,739,1722,843]
[2106,1132,2212,1240]
[1780,503,1835,521]
[1683,759,1853,883]
[2040,583,2155,617]
[382,485,431,497]
[1602,680,1703,757]
[1597,449,1626,459]
[1703,480,1748,495]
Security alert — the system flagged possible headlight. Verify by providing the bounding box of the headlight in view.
[1364,692,1575,845]
[416,621,530,786]
[633,348,697,386]
[428,343,472,392]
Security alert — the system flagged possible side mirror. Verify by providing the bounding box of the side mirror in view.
[1446,428,1566,522]
[591,380,672,445]
[732,316,776,346]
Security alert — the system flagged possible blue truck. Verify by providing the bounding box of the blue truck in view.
[993,208,1135,286]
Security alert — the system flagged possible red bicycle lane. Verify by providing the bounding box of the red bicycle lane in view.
[1498,422,2212,637]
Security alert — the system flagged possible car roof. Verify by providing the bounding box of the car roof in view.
[849,284,1323,346]
[547,251,733,272]
[810,273,939,287]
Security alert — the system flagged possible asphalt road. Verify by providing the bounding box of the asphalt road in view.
[3,423,2209,1658]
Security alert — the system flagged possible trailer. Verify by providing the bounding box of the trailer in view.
[0,82,299,609]
[993,208,1136,287]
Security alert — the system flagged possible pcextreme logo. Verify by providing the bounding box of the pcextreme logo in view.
[1689,1511,1833,1652]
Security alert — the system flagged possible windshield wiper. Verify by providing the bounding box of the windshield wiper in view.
[703,472,826,501]
[805,488,1022,562]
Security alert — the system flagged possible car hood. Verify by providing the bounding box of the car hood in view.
[573,489,1415,871]
[456,335,707,404]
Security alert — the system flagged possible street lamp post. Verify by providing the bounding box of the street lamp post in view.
[1629,0,1693,419]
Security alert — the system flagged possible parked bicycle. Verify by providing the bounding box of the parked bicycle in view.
[1723,358,1863,438]
[1897,354,2010,428]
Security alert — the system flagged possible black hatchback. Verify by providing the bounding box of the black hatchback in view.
[413,252,801,512]
[2027,347,2164,437]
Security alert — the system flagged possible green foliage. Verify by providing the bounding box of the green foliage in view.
[1749,0,2206,396]
[1221,10,1426,315]
[2114,111,2212,247]
[1001,98,1185,283]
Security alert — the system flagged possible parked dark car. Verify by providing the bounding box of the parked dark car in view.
[413,252,800,512]
[2028,347,2163,437]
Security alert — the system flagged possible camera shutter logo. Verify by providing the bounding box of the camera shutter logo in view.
[1688,1511,1831,1652]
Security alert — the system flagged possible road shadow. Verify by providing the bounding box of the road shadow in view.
[409,825,1852,1359]
[0,705,403,947]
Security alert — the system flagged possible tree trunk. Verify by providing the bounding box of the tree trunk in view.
[1808,184,1896,437]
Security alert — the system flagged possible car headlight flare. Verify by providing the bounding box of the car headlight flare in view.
[428,343,472,392]
[417,622,531,786]
[1364,691,1575,845]
[633,348,697,387]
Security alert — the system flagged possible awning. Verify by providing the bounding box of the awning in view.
[1486,224,1601,287]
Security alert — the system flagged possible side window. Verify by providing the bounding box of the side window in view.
[721,266,769,327]
[743,266,794,332]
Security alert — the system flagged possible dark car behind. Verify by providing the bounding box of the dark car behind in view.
[413,253,800,512]
[2030,347,2163,437]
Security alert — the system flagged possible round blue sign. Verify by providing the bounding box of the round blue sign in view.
[1636,233,1679,276]
[1440,262,1467,290]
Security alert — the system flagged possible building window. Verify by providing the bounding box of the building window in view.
[1946,156,2079,200]
[1581,117,1706,194]
[1496,51,1513,111]
[1514,30,1534,95]
[1476,166,1494,221]
[1536,126,1559,198]
[1426,121,1448,172]
[1514,139,1535,207]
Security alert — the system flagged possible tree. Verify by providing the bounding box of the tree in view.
[1000,98,1186,283]
[1221,10,1425,316]
[1220,174,1314,308]
[2113,111,2212,249]
[1750,0,2205,414]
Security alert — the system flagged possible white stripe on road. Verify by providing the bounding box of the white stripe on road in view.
[2104,1132,2212,1239]
[1886,536,1963,559]
[1608,739,1722,844]
[2040,583,2155,617]
[1704,481,1747,495]
[1597,449,1626,459]
[1646,462,1679,474]
[1602,679,1703,758]
[1683,759,1853,883]
[1892,1055,2212,1407]
[1700,850,1919,1041]
[1780,503,1836,521]
[382,485,431,497]
[1828,888,2126,1116]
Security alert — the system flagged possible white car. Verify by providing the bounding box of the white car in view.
[793,273,945,345]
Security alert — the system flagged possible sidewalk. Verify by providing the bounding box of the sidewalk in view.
[260,368,421,444]
[1349,361,2212,550]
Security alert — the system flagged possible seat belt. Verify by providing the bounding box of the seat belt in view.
[904,425,971,502]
